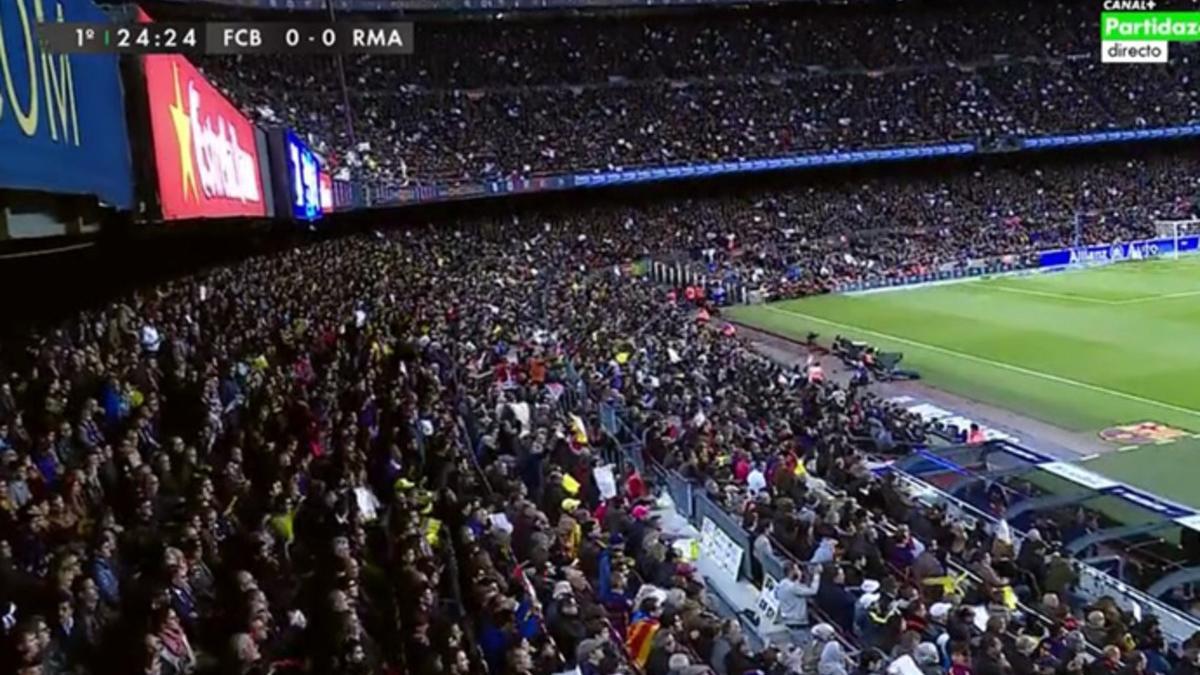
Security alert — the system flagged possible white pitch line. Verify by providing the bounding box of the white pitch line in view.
[759,305,1200,421]
[979,283,1116,305]
[1111,289,1200,305]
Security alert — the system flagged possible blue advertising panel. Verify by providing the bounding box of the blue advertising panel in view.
[572,143,975,188]
[1038,236,1200,268]
[0,0,133,208]
[285,130,321,221]
[1105,485,1193,519]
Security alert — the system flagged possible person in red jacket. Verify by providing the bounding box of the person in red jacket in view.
[967,423,986,445]
[625,469,646,501]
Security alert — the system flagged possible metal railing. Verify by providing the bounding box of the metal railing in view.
[887,470,1200,646]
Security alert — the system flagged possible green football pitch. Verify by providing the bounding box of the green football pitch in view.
[727,257,1200,507]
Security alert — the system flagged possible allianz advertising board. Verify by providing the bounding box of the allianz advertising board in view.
[0,0,134,209]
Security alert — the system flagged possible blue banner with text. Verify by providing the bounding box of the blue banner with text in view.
[0,0,134,208]
[1038,235,1200,268]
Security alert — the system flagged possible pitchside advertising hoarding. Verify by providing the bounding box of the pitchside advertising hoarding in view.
[1038,235,1200,268]
[0,0,133,208]
[144,54,267,220]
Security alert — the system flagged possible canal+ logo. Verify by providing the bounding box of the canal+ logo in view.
[1101,2,1172,63]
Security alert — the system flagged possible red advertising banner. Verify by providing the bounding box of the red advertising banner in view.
[144,55,266,220]
[318,171,334,213]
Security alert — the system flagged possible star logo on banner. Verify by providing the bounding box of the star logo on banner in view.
[169,62,200,203]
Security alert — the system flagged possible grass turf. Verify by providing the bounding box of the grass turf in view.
[726,258,1200,436]
[728,257,1200,511]
[1082,438,1200,511]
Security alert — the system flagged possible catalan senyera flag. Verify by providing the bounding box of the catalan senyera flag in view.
[626,617,660,666]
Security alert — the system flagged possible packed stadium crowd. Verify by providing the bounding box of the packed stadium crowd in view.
[4,139,1200,675]
[192,2,1200,186]
[370,152,1193,300]
[5,1,1200,673]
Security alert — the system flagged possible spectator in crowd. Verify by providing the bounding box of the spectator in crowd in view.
[0,91,1197,675]
[181,1,1197,187]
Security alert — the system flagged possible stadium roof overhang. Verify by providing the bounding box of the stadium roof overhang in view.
[1145,516,1200,598]
[1064,521,1181,557]
[891,441,1200,588]
[887,440,1200,634]
[893,440,1194,523]
[1147,566,1200,598]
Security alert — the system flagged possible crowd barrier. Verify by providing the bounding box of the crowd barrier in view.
[692,490,755,580]
[649,231,1200,302]
[645,451,863,651]
[647,254,1033,301]
[833,257,1034,294]
[645,260,753,305]
[1038,234,1200,268]
[665,471,695,521]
